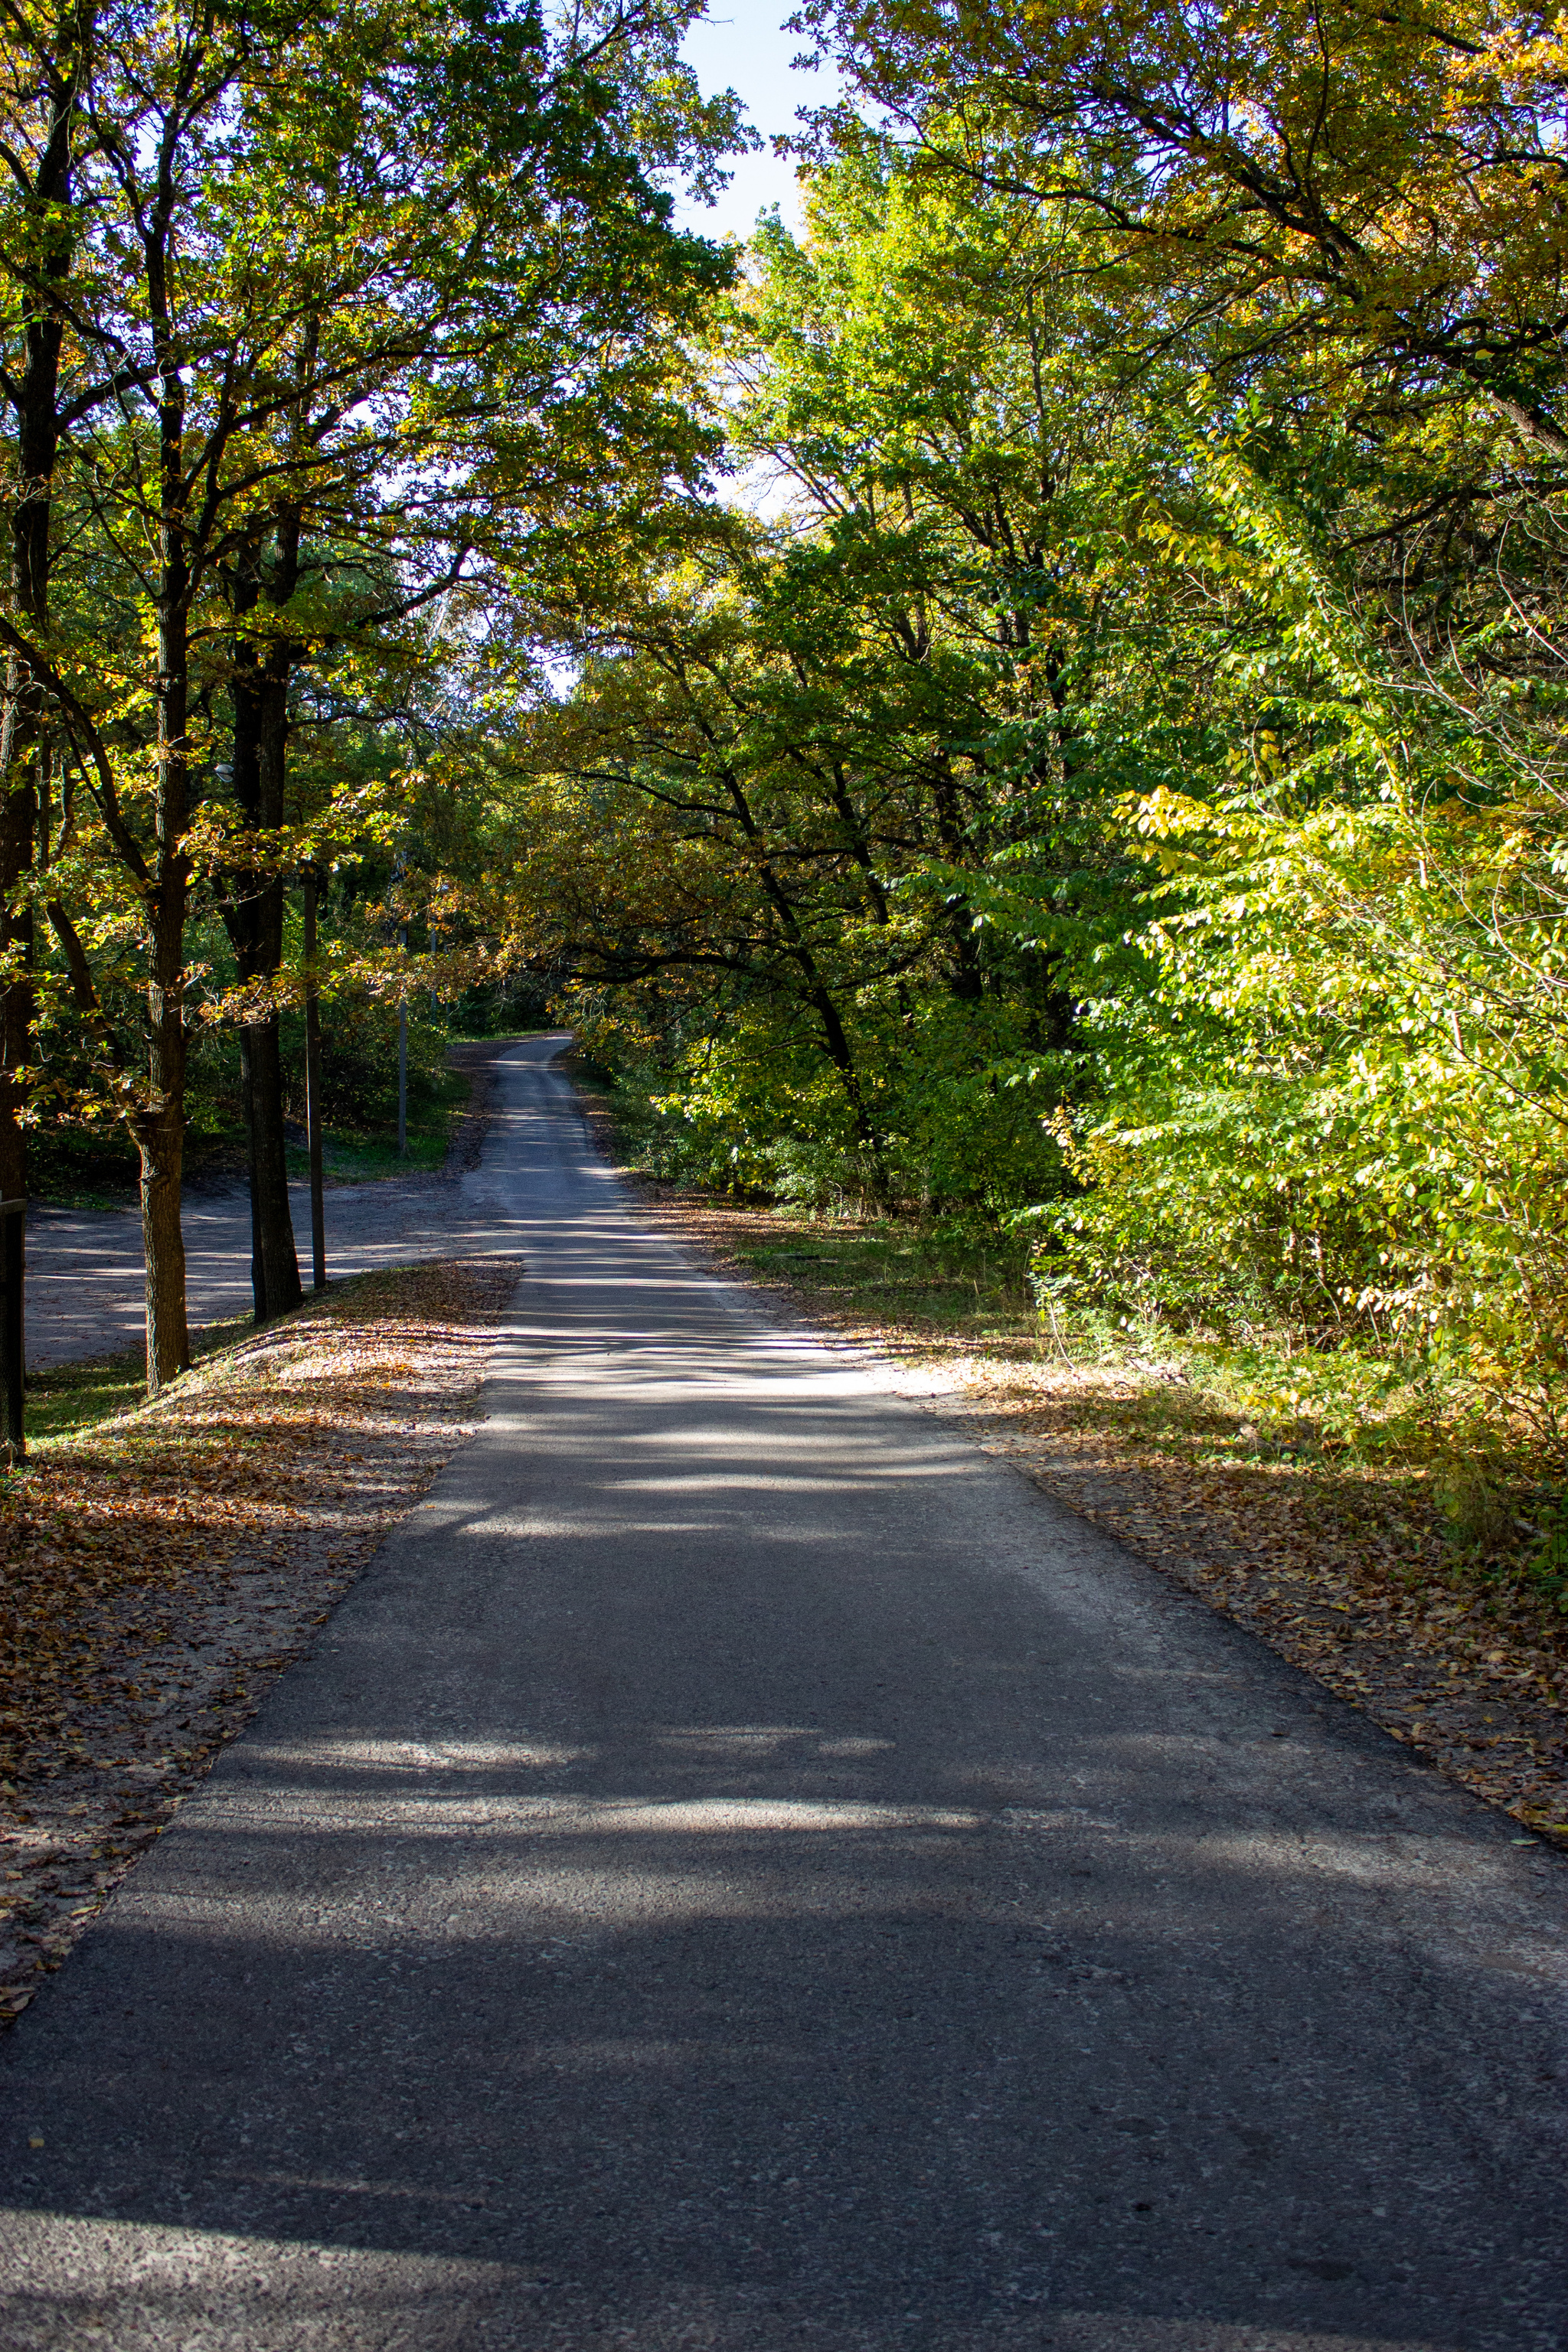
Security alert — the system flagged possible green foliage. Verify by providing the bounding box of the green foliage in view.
[1017,439,1568,1446]
[18,0,1566,1477]
[492,88,1568,1472]
[505,155,1150,1210]
[283,997,449,1143]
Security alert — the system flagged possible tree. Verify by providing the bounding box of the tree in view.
[491,151,1158,1210]
[0,0,96,1451]
[795,0,1568,452]
[8,0,738,1388]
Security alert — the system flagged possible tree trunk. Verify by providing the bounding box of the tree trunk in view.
[251,663,300,1313]
[241,1034,264,1312]
[137,394,194,1393]
[222,528,301,1322]
[246,1008,299,1314]
[0,735,34,1457]
[0,5,89,1450]
[223,584,299,1320]
[397,927,408,1158]
[137,892,190,1390]
[303,874,326,1289]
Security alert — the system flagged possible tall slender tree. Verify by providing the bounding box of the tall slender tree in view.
[0,0,96,1448]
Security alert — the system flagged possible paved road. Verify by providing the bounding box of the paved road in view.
[25,1158,528,1370]
[2,1037,1564,2350]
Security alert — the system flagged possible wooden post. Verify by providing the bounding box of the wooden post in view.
[303,874,326,1290]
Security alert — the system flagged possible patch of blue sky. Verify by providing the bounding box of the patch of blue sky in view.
[675,3,840,247]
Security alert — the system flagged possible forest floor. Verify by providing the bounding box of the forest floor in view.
[567,1080,1568,1857]
[0,1256,521,2028]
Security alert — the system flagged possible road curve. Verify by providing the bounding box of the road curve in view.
[1,1035,1563,2351]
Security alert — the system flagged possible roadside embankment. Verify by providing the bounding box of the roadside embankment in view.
[0,1256,519,2022]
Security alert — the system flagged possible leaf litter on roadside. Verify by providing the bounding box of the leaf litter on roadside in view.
[0,1256,520,2022]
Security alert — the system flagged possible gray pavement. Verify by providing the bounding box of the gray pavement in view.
[1,1035,1564,2350]
[25,1107,537,1370]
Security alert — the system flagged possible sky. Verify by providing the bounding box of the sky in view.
[674,3,843,244]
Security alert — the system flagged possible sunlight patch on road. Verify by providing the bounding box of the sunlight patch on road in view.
[245,1736,594,1772]
[0,2213,1459,2352]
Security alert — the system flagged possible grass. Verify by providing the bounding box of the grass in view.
[285,1070,469,1182]
[22,1308,264,1450]
[718,1204,1545,1481]
[737,1223,1035,1347]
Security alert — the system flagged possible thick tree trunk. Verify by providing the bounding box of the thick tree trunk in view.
[240,1035,263,1310]
[137,908,190,1390]
[0,731,34,1457]
[244,1008,299,1315]
[250,668,300,1315]
[137,510,193,1391]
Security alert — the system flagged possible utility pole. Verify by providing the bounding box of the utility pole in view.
[302,873,327,1289]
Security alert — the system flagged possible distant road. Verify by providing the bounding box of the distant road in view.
[25,1046,542,1365]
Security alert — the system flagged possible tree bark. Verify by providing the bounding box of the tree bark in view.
[134,145,195,1395]
[250,630,301,1315]
[136,880,191,1390]
[221,526,302,1322]
[134,584,192,1387]
[397,926,408,1158]
[303,874,326,1289]
[243,1008,299,1315]
[0,2,92,1449]
[0,737,34,1459]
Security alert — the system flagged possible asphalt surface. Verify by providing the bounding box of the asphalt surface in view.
[25,1159,523,1370]
[1,1035,1564,2350]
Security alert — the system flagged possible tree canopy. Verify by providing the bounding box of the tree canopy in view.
[5,0,1567,1458]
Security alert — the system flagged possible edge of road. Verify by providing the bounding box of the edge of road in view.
[557,1047,1568,1868]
